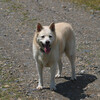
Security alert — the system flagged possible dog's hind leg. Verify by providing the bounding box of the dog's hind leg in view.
[68,54,76,80]
[55,59,62,78]
[65,38,76,80]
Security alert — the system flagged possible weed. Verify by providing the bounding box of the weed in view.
[0,0,11,2]
[70,0,100,10]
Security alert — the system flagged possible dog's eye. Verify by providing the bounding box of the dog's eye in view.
[41,36,45,38]
[49,35,52,38]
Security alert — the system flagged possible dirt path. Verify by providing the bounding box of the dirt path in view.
[0,0,100,100]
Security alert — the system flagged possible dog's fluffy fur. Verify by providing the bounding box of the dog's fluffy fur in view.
[33,22,76,90]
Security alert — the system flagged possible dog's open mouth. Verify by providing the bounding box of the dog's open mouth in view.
[44,44,51,54]
[41,43,51,54]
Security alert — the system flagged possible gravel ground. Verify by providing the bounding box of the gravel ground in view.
[0,0,100,100]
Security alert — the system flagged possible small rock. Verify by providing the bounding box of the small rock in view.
[9,98,14,100]
[95,10,100,14]
[17,98,21,100]
[52,7,54,9]
[4,34,7,37]
[80,70,85,74]
[51,91,55,93]
[97,70,100,74]
[61,5,66,8]
[96,38,100,41]
[90,15,94,19]
[4,85,10,88]
[35,0,38,2]
[83,87,88,91]
[1,88,7,91]
[69,8,72,11]
[15,80,19,83]
[83,49,90,53]
[16,29,19,32]
[0,47,3,50]
[82,4,86,8]
[90,94,96,98]
[26,49,30,51]
[90,10,94,14]
[97,93,100,97]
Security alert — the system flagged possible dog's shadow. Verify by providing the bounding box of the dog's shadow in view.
[55,74,97,100]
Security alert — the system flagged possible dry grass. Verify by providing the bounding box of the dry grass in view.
[70,0,100,10]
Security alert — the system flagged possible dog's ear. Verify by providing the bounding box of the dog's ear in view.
[49,23,55,32]
[37,23,43,32]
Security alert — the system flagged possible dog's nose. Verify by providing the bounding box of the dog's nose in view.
[46,41,50,45]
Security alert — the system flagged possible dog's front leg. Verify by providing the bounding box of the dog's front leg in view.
[55,59,62,78]
[50,63,57,90]
[36,63,43,90]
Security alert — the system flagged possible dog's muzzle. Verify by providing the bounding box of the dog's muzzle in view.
[40,41,51,54]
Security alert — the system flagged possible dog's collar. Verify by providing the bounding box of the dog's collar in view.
[40,48,45,53]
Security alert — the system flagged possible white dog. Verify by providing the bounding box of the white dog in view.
[33,22,76,90]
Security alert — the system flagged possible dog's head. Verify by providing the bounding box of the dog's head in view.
[35,23,56,54]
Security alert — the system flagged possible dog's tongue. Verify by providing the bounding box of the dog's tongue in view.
[44,46,51,54]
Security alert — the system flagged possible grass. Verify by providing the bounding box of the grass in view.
[0,53,34,100]
[70,0,100,10]
[1,0,100,11]
[7,2,24,12]
[1,0,37,25]
[0,54,23,100]
[0,0,11,2]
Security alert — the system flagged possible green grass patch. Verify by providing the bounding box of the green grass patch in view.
[0,54,22,100]
[70,0,100,10]
[0,0,11,2]
[7,2,24,12]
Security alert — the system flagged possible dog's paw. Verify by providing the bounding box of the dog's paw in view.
[50,85,56,91]
[55,74,61,78]
[36,85,43,90]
